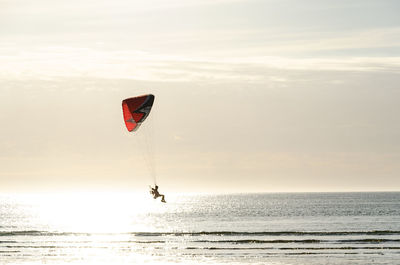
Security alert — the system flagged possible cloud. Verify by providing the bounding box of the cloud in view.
[0,43,399,84]
[0,0,246,16]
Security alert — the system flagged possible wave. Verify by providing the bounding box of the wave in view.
[186,246,400,250]
[1,230,399,247]
[3,239,398,246]
[194,239,322,244]
[193,239,400,244]
[0,231,90,237]
[1,230,400,237]
[131,230,400,237]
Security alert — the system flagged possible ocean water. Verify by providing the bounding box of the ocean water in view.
[0,192,399,265]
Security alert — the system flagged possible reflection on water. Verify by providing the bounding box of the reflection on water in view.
[4,192,175,233]
[1,192,400,264]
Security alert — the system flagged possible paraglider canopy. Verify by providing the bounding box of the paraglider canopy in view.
[122,94,155,132]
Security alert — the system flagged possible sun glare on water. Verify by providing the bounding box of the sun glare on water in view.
[0,192,200,264]
[26,192,168,233]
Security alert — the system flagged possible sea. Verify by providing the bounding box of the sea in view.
[0,192,399,265]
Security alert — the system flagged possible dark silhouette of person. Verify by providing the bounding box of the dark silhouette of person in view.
[150,185,166,203]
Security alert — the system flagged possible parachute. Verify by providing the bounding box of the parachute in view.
[122,94,155,132]
[122,94,157,184]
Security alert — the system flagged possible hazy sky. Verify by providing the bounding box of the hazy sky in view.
[1,0,399,192]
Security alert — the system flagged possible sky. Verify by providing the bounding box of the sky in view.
[0,0,399,192]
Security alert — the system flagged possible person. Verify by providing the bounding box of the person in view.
[150,185,166,203]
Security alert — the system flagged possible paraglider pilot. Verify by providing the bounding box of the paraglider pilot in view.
[150,185,166,203]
